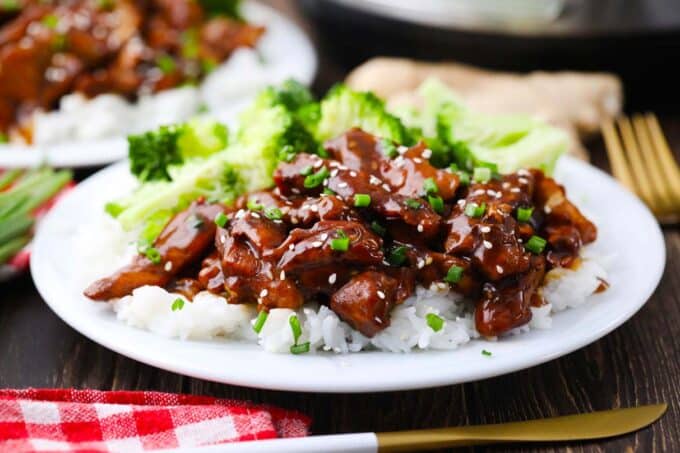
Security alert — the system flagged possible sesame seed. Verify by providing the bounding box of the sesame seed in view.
[330,169,339,177]
[164,262,172,271]
[370,175,382,186]
[338,165,348,171]
[480,226,491,233]
[502,182,511,189]
[545,206,552,214]
[483,240,493,249]
[417,259,425,269]
[496,265,504,274]
[382,183,391,191]
[377,290,385,299]
[292,188,300,194]
[328,273,337,284]
[289,244,295,251]
[251,212,260,219]
[495,192,502,199]
[259,289,268,298]
[473,189,485,196]
[518,177,529,185]
[350,171,358,177]
[375,317,383,324]
[314,160,323,168]
[280,270,286,280]
[486,190,496,196]
[329,162,339,168]
[312,241,323,248]
[425,256,433,265]
[394,156,404,165]
[320,233,328,241]
[338,182,348,188]
[518,169,530,176]
[510,188,521,193]
[457,199,466,207]
[421,149,433,159]
[398,145,409,154]
[291,218,299,225]
[413,158,423,164]
[310,205,319,212]
[220,234,226,244]
[417,224,424,233]
[323,179,329,186]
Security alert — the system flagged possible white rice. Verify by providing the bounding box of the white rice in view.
[77,213,609,354]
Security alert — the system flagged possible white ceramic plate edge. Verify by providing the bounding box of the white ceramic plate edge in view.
[30,156,666,393]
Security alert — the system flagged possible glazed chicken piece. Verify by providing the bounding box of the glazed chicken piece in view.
[216,210,304,310]
[325,128,460,200]
[531,170,597,267]
[475,255,546,337]
[274,153,443,238]
[330,270,402,337]
[84,200,223,300]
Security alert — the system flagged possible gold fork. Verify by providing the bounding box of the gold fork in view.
[602,113,680,223]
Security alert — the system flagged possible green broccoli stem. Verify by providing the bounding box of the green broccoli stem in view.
[0,235,30,265]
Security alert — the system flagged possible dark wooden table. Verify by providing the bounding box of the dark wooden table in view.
[2,2,679,452]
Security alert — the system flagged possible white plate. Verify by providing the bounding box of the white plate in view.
[30,156,665,393]
[0,2,317,168]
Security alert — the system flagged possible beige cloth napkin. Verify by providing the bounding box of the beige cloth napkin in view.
[346,58,623,159]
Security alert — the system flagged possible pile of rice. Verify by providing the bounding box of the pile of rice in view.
[75,213,609,354]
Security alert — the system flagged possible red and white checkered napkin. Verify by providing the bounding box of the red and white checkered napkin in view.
[0,389,311,452]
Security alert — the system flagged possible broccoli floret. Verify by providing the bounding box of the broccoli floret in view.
[315,84,412,144]
[128,126,183,182]
[128,118,228,183]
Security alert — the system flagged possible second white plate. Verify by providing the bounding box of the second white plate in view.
[0,2,317,168]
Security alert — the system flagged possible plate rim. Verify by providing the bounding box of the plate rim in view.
[30,156,666,393]
[0,1,318,169]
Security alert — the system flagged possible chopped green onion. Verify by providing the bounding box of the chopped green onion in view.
[289,315,302,343]
[381,138,398,158]
[525,235,547,254]
[423,177,438,195]
[371,221,386,237]
[428,195,444,214]
[144,247,161,264]
[388,246,408,266]
[457,171,470,186]
[426,313,444,332]
[405,198,421,209]
[156,55,176,74]
[444,265,464,284]
[330,237,349,252]
[473,167,492,183]
[517,206,534,223]
[253,311,268,334]
[323,187,335,195]
[247,199,263,211]
[317,148,330,158]
[464,202,486,218]
[214,212,228,228]
[354,193,371,207]
[299,165,313,176]
[171,298,184,311]
[41,14,59,29]
[264,207,283,220]
[482,349,492,356]
[303,167,329,189]
[449,163,459,172]
[290,342,311,354]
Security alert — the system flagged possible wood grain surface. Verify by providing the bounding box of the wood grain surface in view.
[1,1,678,451]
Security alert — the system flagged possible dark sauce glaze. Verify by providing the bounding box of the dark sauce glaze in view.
[85,128,600,338]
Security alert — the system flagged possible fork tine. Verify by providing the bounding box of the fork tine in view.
[644,113,680,205]
[617,117,658,209]
[631,114,675,213]
[601,120,636,193]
